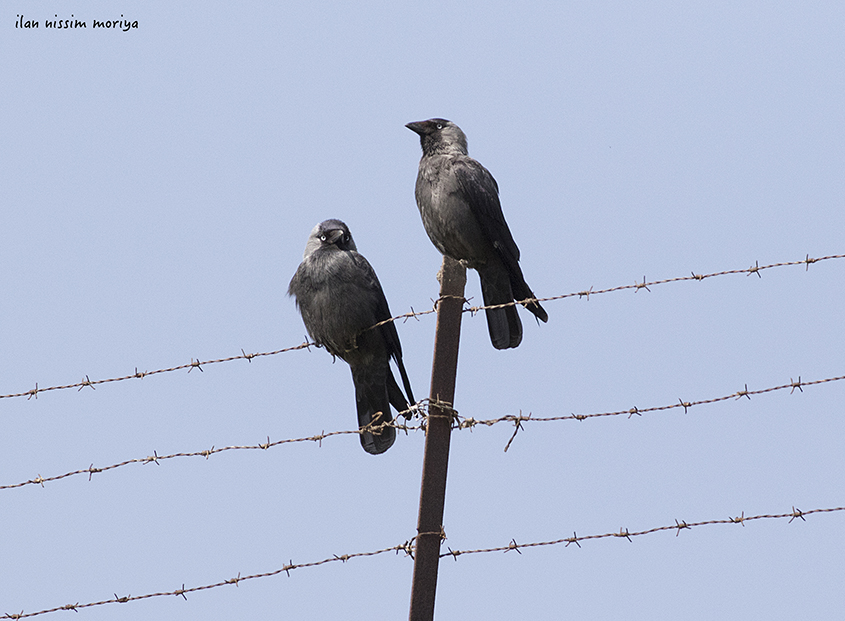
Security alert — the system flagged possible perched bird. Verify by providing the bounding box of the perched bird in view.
[288,219,415,454]
[406,118,548,349]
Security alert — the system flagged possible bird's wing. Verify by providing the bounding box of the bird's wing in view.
[454,157,548,323]
[349,253,415,405]
[453,158,521,265]
[349,253,403,358]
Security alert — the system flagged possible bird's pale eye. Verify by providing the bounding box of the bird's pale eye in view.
[319,234,327,242]
[343,234,350,243]
[436,123,443,130]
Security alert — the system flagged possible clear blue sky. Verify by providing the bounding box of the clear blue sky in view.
[2,2,844,619]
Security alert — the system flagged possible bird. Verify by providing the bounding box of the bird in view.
[406,118,548,349]
[288,219,415,454]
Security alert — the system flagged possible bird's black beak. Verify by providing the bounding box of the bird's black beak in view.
[324,229,345,244]
[405,121,426,136]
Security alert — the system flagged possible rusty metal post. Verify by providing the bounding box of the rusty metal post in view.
[408,256,467,621]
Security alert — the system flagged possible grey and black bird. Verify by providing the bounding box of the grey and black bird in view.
[406,118,548,349]
[288,219,415,454]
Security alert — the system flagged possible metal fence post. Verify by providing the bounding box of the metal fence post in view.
[408,256,467,621]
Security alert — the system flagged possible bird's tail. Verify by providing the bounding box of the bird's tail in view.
[352,368,397,455]
[479,267,523,349]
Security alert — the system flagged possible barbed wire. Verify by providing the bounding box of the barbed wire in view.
[0,343,314,401]
[438,505,845,559]
[0,429,358,491]
[455,373,845,451]
[1,253,842,403]
[366,253,845,328]
[0,541,410,620]
[476,252,845,314]
[3,371,842,492]
[0,401,421,491]
[3,504,841,619]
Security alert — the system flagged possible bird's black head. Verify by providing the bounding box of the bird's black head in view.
[303,219,357,258]
[405,118,468,156]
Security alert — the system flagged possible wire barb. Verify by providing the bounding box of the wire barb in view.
[635,276,651,292]
[578,286,594,300]
[804,254,816,271]
[735,384,751,400]
[789,507,806,523]
[226,573,241,587]
[399,539,416,559]
[504,411,530,452]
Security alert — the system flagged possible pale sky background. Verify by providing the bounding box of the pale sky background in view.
[2,2,844,619]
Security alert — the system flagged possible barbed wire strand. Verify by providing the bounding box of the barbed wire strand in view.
[0,542,410,620]
[4,371,843,491]
[475,253,845,314]
[3,505,842,620]
[0,343,313,401]
[440,506,845,559]
[0,429,359,491]
[2,253,842,403]
[456,374,845,451]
